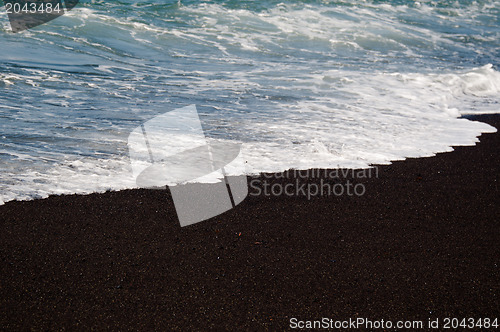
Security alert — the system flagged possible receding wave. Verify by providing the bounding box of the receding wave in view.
[0,0,499,204]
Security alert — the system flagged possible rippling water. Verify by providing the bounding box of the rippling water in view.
[0,0,499,204]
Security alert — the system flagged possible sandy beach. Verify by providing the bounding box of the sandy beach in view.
[0,114,499,330]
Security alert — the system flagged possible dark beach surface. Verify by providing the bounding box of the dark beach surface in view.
[1,114,499,330]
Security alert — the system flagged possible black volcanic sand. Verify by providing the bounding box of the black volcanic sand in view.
[1,115,499,330]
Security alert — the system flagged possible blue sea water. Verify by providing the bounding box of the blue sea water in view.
[0,0,499,203]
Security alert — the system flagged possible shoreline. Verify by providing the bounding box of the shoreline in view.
[1,114,499,330]
[0,114,496,209]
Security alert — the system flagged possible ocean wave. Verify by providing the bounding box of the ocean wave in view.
[0,0,498,204]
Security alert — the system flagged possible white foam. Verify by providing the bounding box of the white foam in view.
[1,1,499,205]
[227,65,499,174]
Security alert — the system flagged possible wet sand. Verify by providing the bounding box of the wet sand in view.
[1,114,499,330]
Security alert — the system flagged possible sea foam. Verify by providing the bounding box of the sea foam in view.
[0,0,499,204]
